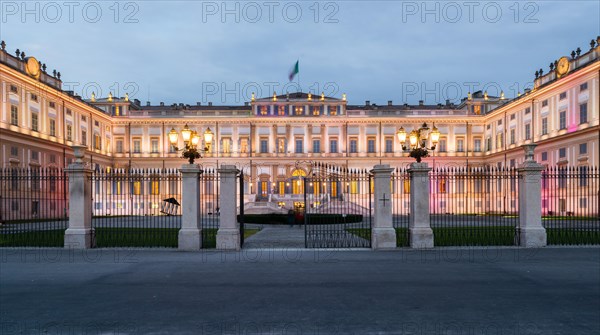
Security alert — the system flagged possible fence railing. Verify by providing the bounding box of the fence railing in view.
[542,166,600,245]
[429,166,520,246]
[0,167,68,247]
[392,168,410,247]
[91,168,182,248]
[199,168,220,248]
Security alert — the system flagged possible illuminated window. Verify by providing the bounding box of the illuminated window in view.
[151,180,160,195]
[403,180,410,193]
[66,125,72,141]
[277,138,286,153]
[259,106,268,115]
[329,106,337,115]
[439,179,447,193]
[294,106,304,115]
[278,106,286,116]
[222,138,231,154]
[312,106,320,116]
[473,105,481,115]
[133,181,142,195]
[240,138,248,153]
[350,181,359,194]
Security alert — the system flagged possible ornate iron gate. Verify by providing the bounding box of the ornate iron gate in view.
[303,165,372,248]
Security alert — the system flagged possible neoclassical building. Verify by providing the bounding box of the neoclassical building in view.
[1,38,599,203]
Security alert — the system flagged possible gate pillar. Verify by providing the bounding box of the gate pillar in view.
[216,165,241,250]
[371,165,396,249]
[518,144,547,247]
[178,164,202,250]
[408,162,434,248]
[64,145,94,249]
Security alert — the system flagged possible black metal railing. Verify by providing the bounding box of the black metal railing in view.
[0,167,68,247]
[91,168,181,248]
[392,167,410,247]
[429,166,520,246]
[542,166,600,245]
[304,165,372,248]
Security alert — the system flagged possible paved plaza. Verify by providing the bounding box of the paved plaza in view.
[1,247,598,335]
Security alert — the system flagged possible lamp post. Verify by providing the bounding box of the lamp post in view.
[396,122,441,163]
[168,124,214,164]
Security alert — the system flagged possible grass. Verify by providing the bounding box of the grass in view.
[0,227,262,248]
[547,229,600,245]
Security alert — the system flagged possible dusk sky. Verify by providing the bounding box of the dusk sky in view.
[2,1,599,105]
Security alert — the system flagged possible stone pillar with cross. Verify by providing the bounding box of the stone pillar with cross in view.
[409,162,434,248]
[370,164,396,249]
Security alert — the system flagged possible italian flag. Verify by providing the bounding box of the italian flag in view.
[288,60,299,81]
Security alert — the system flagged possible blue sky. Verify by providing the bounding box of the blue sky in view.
[1,1,599,105]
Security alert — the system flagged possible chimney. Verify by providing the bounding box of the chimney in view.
[196,102,201,106]
[134,99,140,105]
[146,101,150,106]
[524,88,531,94]
[208,102,213,106]
[160,102,164,106]
[387,100,392,106]
[365,100,370,106]
[446,99,450,106]
[179,103,184,107]
[244,102,249,106]
[419,100,424,106]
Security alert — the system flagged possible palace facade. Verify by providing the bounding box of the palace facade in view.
[1,39,599,203]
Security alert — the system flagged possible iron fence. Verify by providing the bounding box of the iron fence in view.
[429,166,520,246]
[304,165,372,248]
[542,166,600,245]
[199,168,220,248]
[0,167,68,247]
[392,167,410,247]
[91,168,181,248]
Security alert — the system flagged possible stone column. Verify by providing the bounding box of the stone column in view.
[518,144,547,247]
[370,165,396,249]
[64,145,94,249]
[216,165,241,250]
[408,162,434,248]
[178,164,202,250]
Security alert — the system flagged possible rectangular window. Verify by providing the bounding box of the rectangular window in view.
[438,138,447,152]
[116,139,124,153]
[169,144,176,153]
[277,106,286,116]
[30,93,38,102]
[510,114,515,120]
[456,139,464,152]
[510,129,515,145]
[524,124,531,140]
[312,106,320,116]
[559,92,567,100]
[312,139,321,153]
[49,119,56,136]
[541,152,548,161]
[260,138,268,153]
[133,139,141,153]
[151,138,159,153]
[81,130,87,146]
[579,143,587,155]
[579,103,588,124]
[295,138,303,154]
[66,124,72,141]
[330,139,338,153]
[349,138,358,153]
[541,118,548,135]
[559,111,566,129]
[222,138,231,154]
[81,115,87,122]
[367,137,376,153]
[10,84,18,93]
[486,137,492,151]
[10,105,18,126]
[542,99,548,107]
[294,106,304,116]
[580,82,588,91]
[93,134,101,150]
[474,138,482,152]
[559,148,566,158]
[10,146,18,156]
[497,119,502,126]
[329,106,337,116]
[525,107,531,114]
[49,101,56,109]
[31,113,39,131]
[496,133,503,148]
[66,108,72,116]
[259,106,268,116]
[240,138,248,153]
[276,138,286,153]
[385,137,393,153]
[31,151,39,161]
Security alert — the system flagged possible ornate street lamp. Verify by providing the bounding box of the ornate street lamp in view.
[168,124,213,164]
[396,122,441,163]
